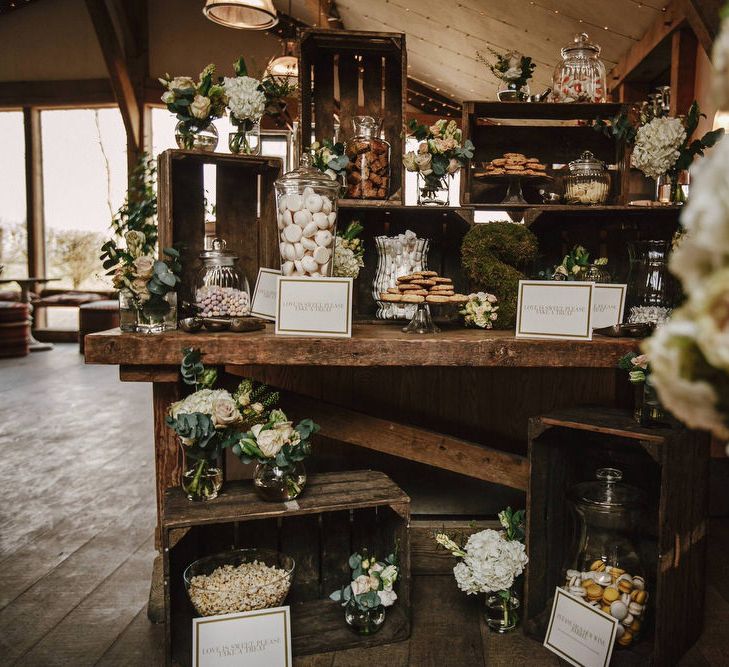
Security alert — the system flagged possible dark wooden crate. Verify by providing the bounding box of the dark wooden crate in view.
[460,102,630,206]
[162,470,411,666]
[524,407,710,665]
[157,150,282,304]
[298,29,406,201]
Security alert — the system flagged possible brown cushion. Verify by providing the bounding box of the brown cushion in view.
[0,290,22,301]
[79,299,119,311]
[36,293,104,306]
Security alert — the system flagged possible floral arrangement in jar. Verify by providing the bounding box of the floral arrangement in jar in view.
[403,119,474,206]
[166,348,279,501]
[618,352,665,426]
[309,139,350,183]
[329,551,399,635]
[552,245,607,281]
[332,221,365,279]
[222,57,266,155]
[460,292,499,329]
[160,65,227,151]
[103,227,181,334]
[232,409,319,502]
[435,507,527,633]
[476,48,536,101]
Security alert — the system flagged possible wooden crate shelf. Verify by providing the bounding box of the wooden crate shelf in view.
[84,325,642,368]
[162,470,411,665]
[157,150,282,304]
[524,407,710,665]
[298,28,406,200]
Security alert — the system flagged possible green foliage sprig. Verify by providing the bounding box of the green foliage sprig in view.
[476,48,535,90]
[553,245,607,281]
[181,347,218,389]
[498,507,526,543]
[618,351,649,384]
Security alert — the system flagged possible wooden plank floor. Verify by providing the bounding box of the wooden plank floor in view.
[0,345,726,666]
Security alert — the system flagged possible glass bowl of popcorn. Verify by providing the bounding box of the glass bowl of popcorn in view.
[184,548,295,616]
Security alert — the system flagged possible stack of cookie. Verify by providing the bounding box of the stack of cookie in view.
[379,271,468,305]
[483,153,547,176]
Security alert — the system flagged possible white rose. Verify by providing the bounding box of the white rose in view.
[211,397,241,429]
[350,575,371,596]
[257,428,285,458]
[447,158,461,175]
[379,589,397,607]
[190,95,211,120]
[251,402,264,414]
[250,422,265,438]
[694,268,729,372]
[238,392,251,407]
[503,66,522,81]
[170,76,195,91]
[414,153,433,176]
[133,255,155,280]
[380,565,398,590]
[161,91,175,104]
[402,151,418,172]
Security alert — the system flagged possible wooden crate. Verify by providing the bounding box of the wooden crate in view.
[157,150,282,304]
[162,470,411,666]
[524,407,710,665]
[460,102,630,206]
[298,29,406,201]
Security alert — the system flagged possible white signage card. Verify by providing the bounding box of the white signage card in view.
[275,276,352,338]
[192,605,292,667]
[591,283,627,330]
[544,588,618,667]
[516,280,594,341]
[250,268,281,321]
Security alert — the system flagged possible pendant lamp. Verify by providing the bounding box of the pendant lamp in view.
[267,39,298,83]
[202,0,278,30]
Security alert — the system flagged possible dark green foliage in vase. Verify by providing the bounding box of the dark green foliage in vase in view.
[461,222,538,329]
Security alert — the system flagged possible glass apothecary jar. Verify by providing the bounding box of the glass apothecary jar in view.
[194,238,251,318]
[274,154,340,277]
[563,468,649,650]
[564,151,611,204]
[626,240,680,325]
[345,116,390,200]
[552,33,607,103]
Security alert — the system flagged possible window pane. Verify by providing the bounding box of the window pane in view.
[0,111,27,281]
[41,108,127,293]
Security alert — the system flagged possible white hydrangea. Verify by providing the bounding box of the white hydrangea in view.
[693,268,729,374]
[671,136,729,290]
[644,316,729,439]
[332,237,364,278]
[223,76,266,122]
[452,529,528,595]
[631,117,686,180]
[169,389,234,418]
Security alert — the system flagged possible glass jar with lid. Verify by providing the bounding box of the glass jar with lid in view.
[274,154,340,277]
[564,151,611,204]
[552,33,607,103]
[345,116,390,200]
[563,468,649,649]
[194,238,251,318]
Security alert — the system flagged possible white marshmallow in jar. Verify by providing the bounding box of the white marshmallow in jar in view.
[274,154,341,278]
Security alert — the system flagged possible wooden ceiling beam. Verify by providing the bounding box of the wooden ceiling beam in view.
[682,0,722,54]
[670,27,698,115]
[0,79,114,108]
[85,0,142,158]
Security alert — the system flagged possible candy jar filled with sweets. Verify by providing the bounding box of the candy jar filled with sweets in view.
[274,154,340,277]
[345,116,390,200]
[562,468,649,649]
[552,33,607,103]
[194,238,251,318]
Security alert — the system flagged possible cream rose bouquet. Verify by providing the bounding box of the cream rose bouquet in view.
[332,221,365,279]
[403,118,474,202]
[330,551,400,620]
[159,64,227,149]
[166,348,279,500]
[460,292,499,329]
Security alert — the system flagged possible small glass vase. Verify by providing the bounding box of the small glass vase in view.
[175,120,219,151]
[118,289,137,333]
[497,81,530,102]
[484,590,520,634]
[344,598,386,635]
[638,379,668,427]
[135,292,177,334]
[655,171,687,205]
[182,458,223,502]
[229,121,261,155]
[253,461,307,502]
[417,173,450,206]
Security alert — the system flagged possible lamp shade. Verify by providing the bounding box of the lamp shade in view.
[203,0,278,30]
[268,39,298,83]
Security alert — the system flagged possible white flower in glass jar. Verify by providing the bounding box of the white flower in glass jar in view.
[414,153,433,175]
[630,117,686,180]
[133,255,155,280]
[169,389,234,419]
[211,397,242,429]
[223,76,266,123]
[380,564,398,590]
[644,315,729,439]
[256,427,286,458]
[403,151,418,172]
[190,94,212,120]
[350,574,371,596]
[379,589,398,607]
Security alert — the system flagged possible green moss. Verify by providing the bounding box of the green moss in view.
[461,222,539,329]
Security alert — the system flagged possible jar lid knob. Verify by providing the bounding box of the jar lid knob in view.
[210,237,226,251]
[300,153,313,168]
[596,467,622,483]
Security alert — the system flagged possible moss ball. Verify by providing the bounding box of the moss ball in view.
[461,222,539,329]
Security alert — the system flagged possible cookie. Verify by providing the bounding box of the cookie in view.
[397,274,420,283]
[504,152,526,159]
[380,293,401,302]
[505,157,527,165]
[449,294,469,303]
[399,283,423,291]
[506,165,525,171]
[433,277,452,284]
[492,158,506,166]
[420,271,438,277]
[408,289,429,296]
[401,294,425,303]
[386,287,400,294]
[412,279,436,287]
[490,168,506,175]
[426,295,450,304]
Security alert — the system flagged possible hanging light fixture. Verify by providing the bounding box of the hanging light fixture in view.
[202,0,278,30]
[267,38,298,83]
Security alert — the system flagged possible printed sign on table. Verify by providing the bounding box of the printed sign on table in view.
[250,268,281,321]
[591,283,627,330]
[275,276,352,338]
[516,280,594,341]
